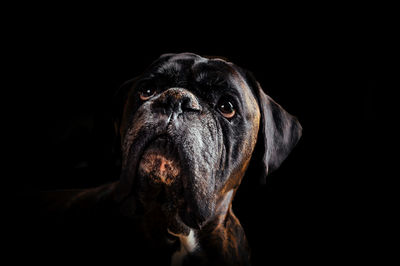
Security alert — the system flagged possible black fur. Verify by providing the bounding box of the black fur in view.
[37,53,302,266]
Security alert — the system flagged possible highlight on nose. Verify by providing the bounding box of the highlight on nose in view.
[151,88,202,116]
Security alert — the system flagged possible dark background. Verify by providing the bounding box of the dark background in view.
[8,7,381,265]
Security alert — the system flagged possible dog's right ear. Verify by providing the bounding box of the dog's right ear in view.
[111,78,138,138]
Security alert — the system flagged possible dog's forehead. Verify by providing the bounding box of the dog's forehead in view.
[158,53,229,72]
[154,53,249,91]
[159,52,208,65]
[154,54,260,123]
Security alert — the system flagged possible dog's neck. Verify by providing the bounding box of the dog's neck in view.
[62,183,249,265]
[164,189,251,266]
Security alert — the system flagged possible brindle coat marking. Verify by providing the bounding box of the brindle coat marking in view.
[43,53,302,266]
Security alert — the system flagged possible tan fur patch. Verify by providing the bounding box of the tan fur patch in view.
[138,152,180,185]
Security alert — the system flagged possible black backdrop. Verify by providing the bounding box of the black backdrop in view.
[9,9,380,265]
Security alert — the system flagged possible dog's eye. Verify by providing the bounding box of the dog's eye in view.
[139,88,156,101]
[217,98,236,119]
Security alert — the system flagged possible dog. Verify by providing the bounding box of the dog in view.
[41,53,302,266]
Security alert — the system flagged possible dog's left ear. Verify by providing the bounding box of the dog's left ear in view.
[246,72,303,184]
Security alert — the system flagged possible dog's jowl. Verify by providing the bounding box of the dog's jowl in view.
[47,53,302,266]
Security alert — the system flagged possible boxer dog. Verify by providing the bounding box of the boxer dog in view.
[48,53,302,266]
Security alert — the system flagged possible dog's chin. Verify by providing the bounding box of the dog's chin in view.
[135,135,210,232]
[138,136,181,186]
[135,136,189,232]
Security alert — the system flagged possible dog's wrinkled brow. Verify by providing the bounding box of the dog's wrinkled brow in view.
[194,71,229,87]
[139,57,247,97]
[155,61,182,75]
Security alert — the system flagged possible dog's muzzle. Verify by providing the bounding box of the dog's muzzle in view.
[151,87,202,119]
[137,88,202,186]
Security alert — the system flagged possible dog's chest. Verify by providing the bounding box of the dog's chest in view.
[169,229,199,266]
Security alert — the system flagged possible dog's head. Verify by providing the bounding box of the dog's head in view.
[112,53,302,233]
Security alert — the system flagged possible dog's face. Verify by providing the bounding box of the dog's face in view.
[113,53,301,234]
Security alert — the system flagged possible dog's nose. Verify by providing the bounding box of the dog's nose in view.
[151,88,201,117]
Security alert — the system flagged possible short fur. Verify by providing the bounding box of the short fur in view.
[41,53,302,266]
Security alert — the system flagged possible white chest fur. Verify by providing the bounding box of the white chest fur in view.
[168,229,198,266]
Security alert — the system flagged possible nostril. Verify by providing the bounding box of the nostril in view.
[181,97,201,112]
[151,88,202,116]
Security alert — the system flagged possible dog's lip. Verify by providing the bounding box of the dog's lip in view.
[140,134,180,160]
[133,134,171,164]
